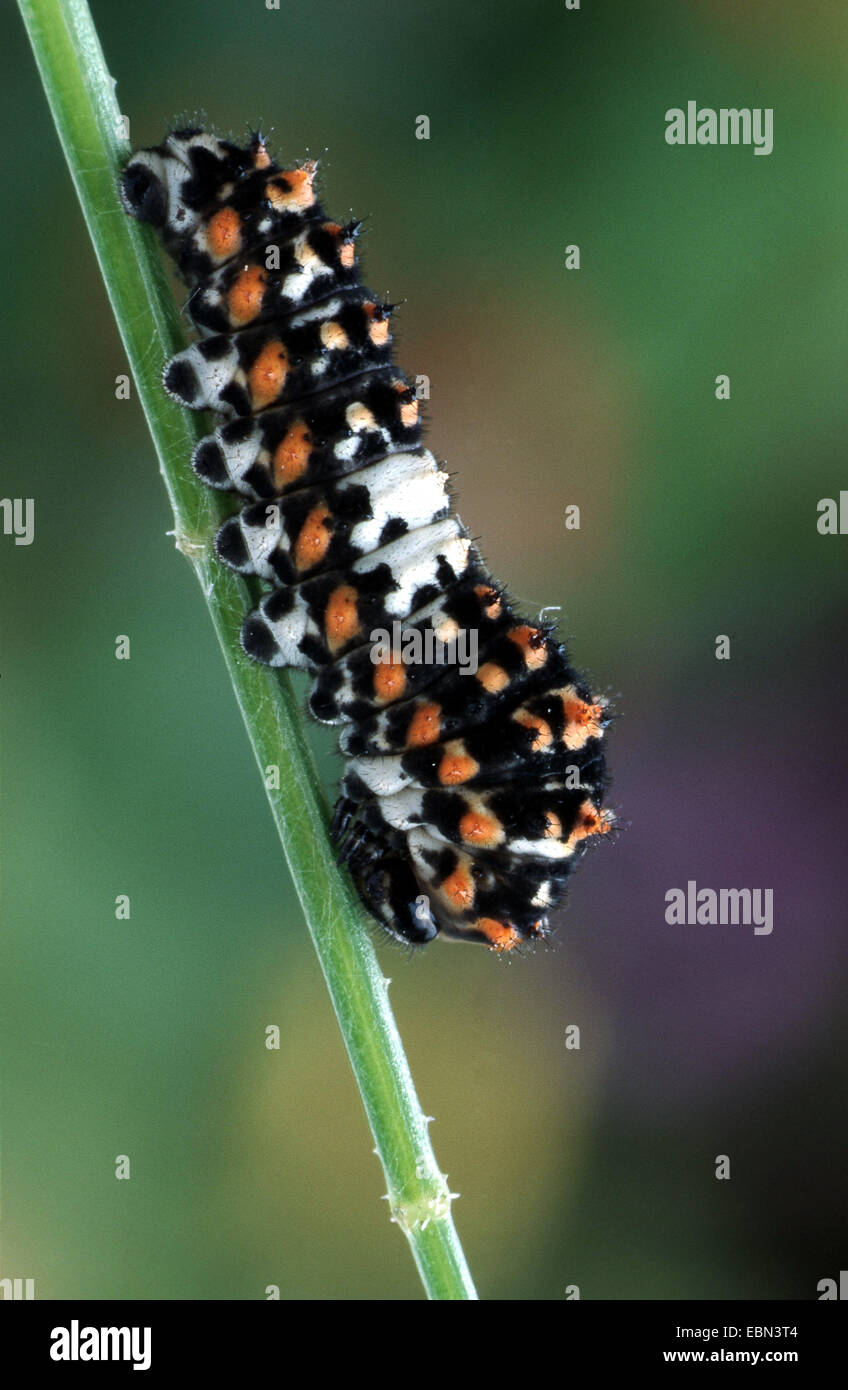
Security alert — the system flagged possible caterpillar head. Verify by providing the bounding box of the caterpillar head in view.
[119,130,245,236]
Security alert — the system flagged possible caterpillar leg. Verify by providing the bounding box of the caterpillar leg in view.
[343,820,438,946]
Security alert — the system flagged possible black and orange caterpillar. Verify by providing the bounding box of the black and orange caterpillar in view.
[120,128,612,951]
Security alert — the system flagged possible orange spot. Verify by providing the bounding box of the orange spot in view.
[206,207,242,260]
[474,584,502,619]
[373,658,407,703]
[544,811,563,840]
[563,692,604,749]
[477,662,509,694]
[439,864,475,910]
[266,162,316,211]
[400,401,419,427]
[478,918,521,952]
[324,585,360,653]
[294,504,332,573]
[363,304,391,346]
[346,402,377,432]
[437,743,479,786]
[248,340,289,409]
[251,139,272,169]
[271,421,312,489]
[459,807,502,847]
[434,618,459,645]
[513,710,553,751]
[227,265,267,325]
[339,239,356,269]
[320,320,349,350]
[293,235,320,270]
[508,625,548,670]
[568,801,612,846]
[407,703,441,747]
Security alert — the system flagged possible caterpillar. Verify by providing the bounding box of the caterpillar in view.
[119,128,612,951]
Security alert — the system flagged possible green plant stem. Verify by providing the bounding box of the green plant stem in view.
[19,0,477,1301]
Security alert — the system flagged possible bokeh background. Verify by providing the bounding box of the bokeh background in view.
[2,0,847,1300]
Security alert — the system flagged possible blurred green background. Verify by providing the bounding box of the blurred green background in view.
[2,0,847,1299]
